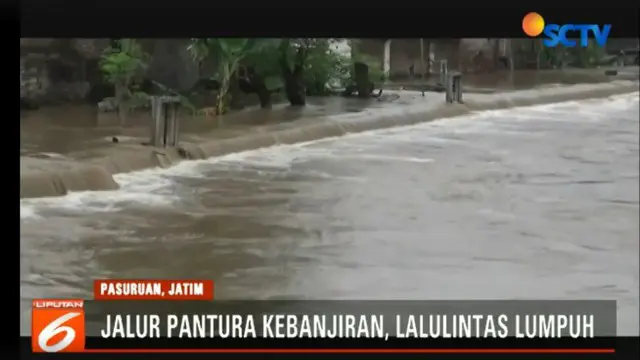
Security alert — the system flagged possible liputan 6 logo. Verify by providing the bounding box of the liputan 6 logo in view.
[32,299,85,352]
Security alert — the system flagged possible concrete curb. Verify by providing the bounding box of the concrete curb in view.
[20,157,119,198]
[20,80,639,199]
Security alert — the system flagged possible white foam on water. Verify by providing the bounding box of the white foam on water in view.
[20,92,639,220]
[217,148,435,167]
[520,92,639,115]
[20,188,180,219]
[20,204,41,220]
[20,167,185,220]
[38,153,70,160]
[213,91,638,165]
[343,154,434,163]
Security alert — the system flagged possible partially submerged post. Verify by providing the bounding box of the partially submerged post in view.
[445,72,463,104]
[439,60,448,85]
[150,96,181,148]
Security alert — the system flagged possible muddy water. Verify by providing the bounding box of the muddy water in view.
[20,93,639,335]
[20,97,377,155]
[22,68,636,156]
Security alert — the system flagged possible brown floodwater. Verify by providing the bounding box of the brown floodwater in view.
[20,92,639,335]
[22,68,637,156]
[19,96,376,155]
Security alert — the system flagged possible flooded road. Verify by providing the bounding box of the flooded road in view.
[20,96,379,155]
[20,93,639,335]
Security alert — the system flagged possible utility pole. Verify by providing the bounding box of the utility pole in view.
[426,40,432,77]
[509,39,515,72]
[420,38,425,81]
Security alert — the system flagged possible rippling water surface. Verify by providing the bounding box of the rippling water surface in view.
[21,93,640,335]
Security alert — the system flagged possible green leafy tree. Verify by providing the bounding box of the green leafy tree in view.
[244,38,352,104]
[540,45,570,69]
[277,38,311,106]
[340,47,385,98]
[301,39,351,95]
[276,38,361,105]
[568,40,607,68]
[99,39,149,125]
[241,39,285,108]
[188,38,280,115]
[350,53,385,83]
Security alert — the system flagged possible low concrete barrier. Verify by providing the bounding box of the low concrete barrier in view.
[20,80,639,199]
[20,157,119,198]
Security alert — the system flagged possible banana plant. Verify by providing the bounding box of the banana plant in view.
[188,38,280,116]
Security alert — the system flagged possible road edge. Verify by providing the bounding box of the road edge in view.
[20,80,640,199]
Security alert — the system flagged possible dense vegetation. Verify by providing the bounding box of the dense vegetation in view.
[512,39,609,69]
[98,38,623,124]
[99,38,384,123]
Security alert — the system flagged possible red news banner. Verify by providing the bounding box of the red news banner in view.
[94,279,214,301]
[32,279,213,353]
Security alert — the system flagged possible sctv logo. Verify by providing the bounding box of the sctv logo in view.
[522,12,611,47]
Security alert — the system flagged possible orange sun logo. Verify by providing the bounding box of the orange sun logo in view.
[523,12,545,37]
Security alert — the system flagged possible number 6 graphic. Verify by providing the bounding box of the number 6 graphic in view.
[37,312,82,352]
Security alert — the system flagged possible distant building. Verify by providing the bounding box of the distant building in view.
[355,38,512,80]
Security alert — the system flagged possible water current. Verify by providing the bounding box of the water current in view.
[21,93,640,335]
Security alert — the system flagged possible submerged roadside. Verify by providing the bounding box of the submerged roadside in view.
[20,80,640,199]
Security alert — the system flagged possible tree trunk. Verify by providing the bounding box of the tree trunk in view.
[216,64,233,115]
[216,83,227,115]
[354,62,372,99]
[535,40,541,70]
[252,75,272,109]
[114,83,128,126]
[425,41,431,77]
[239,66,273,109]
[228,72,245,111]
[419,38,425,80]
[508,39,515,72]
[492,39,500,71]
[280,48,306,107]
[284,74,305,106]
